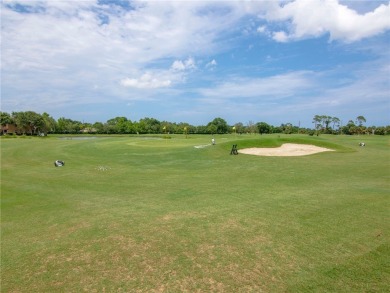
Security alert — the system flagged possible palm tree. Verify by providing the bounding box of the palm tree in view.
[331,117,340,132]
[323,116,332,133]
[312,115,322,134]
[356,116,366,127]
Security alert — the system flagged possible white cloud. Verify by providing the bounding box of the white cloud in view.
[206,59,217,69]
[171,57,197,71]
[257,25,267,33]
[272,31,289,42]
[120,73,172,89]
[265,0,390,42]
[184,57,196,69]
[195,58,390,126]
[171,60,186,71]
[1,1,238,75]
[1,1,389,125]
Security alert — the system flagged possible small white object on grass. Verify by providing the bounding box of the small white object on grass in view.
[96,166,110,171]
[54,160,65,167]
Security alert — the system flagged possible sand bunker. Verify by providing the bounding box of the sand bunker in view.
[238,143,333,157]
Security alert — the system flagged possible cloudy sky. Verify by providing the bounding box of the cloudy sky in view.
[1,0,390,127]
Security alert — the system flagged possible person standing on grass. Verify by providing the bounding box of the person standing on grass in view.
[212,137,215,145]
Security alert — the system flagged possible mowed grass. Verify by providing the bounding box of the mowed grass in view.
[1,134,389,292]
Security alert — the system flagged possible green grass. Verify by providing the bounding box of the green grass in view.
[1,134,389,292]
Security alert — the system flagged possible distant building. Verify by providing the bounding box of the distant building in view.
[1,124,34,135]
[1,124,17,135]
[81,127,97,134]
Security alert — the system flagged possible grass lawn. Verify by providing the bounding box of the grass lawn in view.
[1,134,389,292]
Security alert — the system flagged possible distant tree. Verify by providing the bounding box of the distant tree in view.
[103,123,115,134]
[28,111,45,135]
[272,125,282,133]
[175,122,192,134]
[367,126,376,135]
[233,122,244,134]
[57,117,82,134]
[93,122,105,134]
[246,120,257,134]
[256,122,271,135]
[280,123,293,134]
[356,115,366,127]
[292,125,300,134]
[196,125,208,134]
[312,114,338,134]
[57,118,66,133]
[331,117,340,132]
[10,111,44,135]
[0,111,13,125]
[341,120,356,135]
[207,117,228,134]
[0,112,14,135]
[138,117,160,134]
[107,116,130,134]
[81,122,94,133]
[312,115,322,134]
[126,120,136,134]
[41,112,57,134]
[12,112,29,134]
[160,121,170,134]
[187,125,197,134]
[161,121,183,134]
[374,126,390,135]
[206,124,217,135]
[323,116,333,133]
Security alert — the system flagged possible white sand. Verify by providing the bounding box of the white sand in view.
[238,143,333,157]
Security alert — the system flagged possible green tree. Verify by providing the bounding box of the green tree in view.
[11,111,44,135]
[312,115,322,134]
[374,126,390,135]
[27,111,45,135]
[207,117,228,134]
[12,112,29,134]
[246,120,257,134]
[57,117,82,134]
[233,122,244,134]
[196,125,208,134]
[323,116,333,133]
[0,112,14,134]
[354,116,366,135]
[93,122,105,134]
[42,112,57,134]
[341,120,356,135]
[103,123,115,134]
[171,122,192,134]
[356,116,366,127]
[206,124,217,135]
[256,122,271,135]
[160,121,177,134]
[331,117,340,132]
[281,123,293,134]
[107,117,130,134]
[138,117,160,134]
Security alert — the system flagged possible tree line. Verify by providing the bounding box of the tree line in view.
[0,111,389,136]
[311,114,389,135]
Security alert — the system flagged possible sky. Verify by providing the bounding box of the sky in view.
[1,0,390,127]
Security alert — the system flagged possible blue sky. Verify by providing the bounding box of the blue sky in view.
[1,0,390,127]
